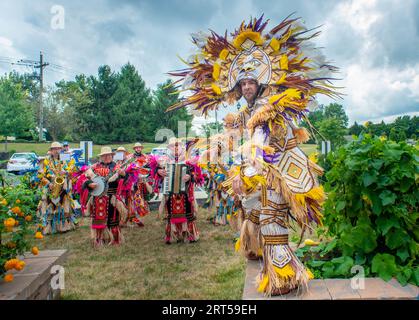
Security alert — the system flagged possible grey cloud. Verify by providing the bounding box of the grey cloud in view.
[94,20,135,43]
[368,2,419,68]
[1,0,418,124]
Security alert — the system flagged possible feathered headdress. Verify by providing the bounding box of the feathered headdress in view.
[167,13,341,118]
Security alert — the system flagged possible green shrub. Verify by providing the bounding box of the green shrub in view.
[297,134,419,285]
[0,183,42,278]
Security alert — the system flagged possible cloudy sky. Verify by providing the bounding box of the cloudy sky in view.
[0,0,418,133]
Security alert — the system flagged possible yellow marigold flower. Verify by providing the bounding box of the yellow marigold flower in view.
[4,218,16,228]
[304,239,320,246]
[15,261,25,271]
[1,199,8,206]
[11,206,20,214]
[308,152,319,164]
[25,215,32,222]
[4,259,18,271]
[31,247,39,255]
[4,274,14,282]
[35,231,44,239]
[16,199,21,204]
[4,261,13,271]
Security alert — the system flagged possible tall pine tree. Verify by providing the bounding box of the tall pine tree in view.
[110,63,152,142]
[150,79,193,142]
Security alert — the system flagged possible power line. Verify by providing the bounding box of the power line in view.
[4,52,50,142]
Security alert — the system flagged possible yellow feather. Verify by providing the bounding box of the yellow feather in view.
[307,268,315,280]
[234,238,241,252]
[268,94,282,105]
[219,49,229,61]
[273,264,295,279]
[257,275,269,293]
[280,55,289,70]
[295,186,326,207]
[282,88,301,99]
[211,83,222,95]
[233,31,264,49]
[276,72,287,85]
[212,63,221,80]
[269,38,280,52]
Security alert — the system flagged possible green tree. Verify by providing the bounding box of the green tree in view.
[88,65,119,144]
[389,127,398,142]
[109,63,153,142]
[324,103,349,127]
[150,79,193,142]
[0,77,34,150]
[43,87,68,141]
[8,71,40,140]
[54,75,93,141]
[348,121,364,136]
[318,118,347,149]
[201,122,224,137]
[301,103,348,147]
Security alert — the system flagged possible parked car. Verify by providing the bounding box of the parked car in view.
[7,152,38,174]
[150,147,169,157]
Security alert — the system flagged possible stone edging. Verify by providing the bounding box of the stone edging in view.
[0,249,68,300]
[243,259,419,300]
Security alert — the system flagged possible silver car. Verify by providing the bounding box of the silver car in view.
[6,152,38,173]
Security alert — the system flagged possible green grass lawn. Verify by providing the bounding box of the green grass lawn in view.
[3,142,318,158]
[38,208,247,300]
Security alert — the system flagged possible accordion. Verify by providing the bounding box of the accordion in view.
[162,163,188,194]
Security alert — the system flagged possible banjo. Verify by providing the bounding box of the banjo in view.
[90,175,107,197]
[89,159,138,196]
[88,163,118,197]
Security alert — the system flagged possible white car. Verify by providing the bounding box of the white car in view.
[150,147,169,157]
[6,152,38,173]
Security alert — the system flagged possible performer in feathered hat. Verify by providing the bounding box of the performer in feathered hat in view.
[167,14,341,296]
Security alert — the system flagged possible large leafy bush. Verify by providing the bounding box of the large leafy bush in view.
[297,135,418,285]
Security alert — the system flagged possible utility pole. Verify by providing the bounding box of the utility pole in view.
[14,51,49,142]
[35,51,49,141]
